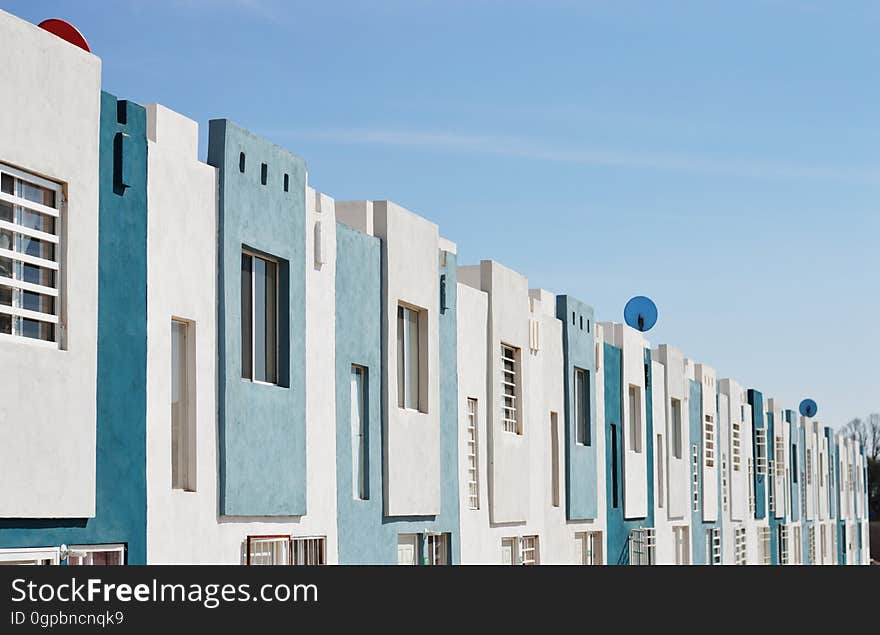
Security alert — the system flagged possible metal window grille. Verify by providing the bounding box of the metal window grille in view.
[246,536,291,565]
[426,533,448,566]
[775,437,785,479]
[735,528,747,565]
[755,429,767,475]
[629,528,655,566]
[704,414,715,468]
[707,528,721,565]
[501,345,519,434]
[520,535,539,565]
[768,459,775,514]
[578,531,602,565]
[292,537,326,565]
[758,527,772,564]
[778,525,790,565]
[0,163,63,345]
[732,421,742,471]
[466,398,479,510]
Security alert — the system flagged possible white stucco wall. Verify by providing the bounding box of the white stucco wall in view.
[0,11,101,518]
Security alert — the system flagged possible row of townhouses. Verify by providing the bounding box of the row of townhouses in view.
[0,10,870,566]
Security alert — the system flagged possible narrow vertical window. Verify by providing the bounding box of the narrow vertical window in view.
[755,428,767,475]
[732,420,741,471]
[704,414,715,468]
[574,368,590,445]
[241,250,278,383]
[692,444,700,512]
[657,433,664,508]
[466,398,479,510]
[550,412,560,507]
[171,319,195,491]
[239,152,246,173]
[611,424,619,508]
[283,173,289,192]
[628,385,642,453]
[671,398,683,459]
[397,305,423,410]
[351,365,368,500]
[501,344,521,434]
[260,163,268,185]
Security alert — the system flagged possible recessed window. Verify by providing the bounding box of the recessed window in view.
[172,319,196,492]
[576,531,603,565]
[707,528,721,565]
[0,163,62,345]
[397,304,426,411]
[657,433,665,508]
[501,344,521,434]
[246,535,289,565]
[466,398,479,510]
[671,398,683,459]
[397,534,419,566]
[520,536,539,565]
[735,527,747,565]
[628,385,642,453]
[732,420,742,471]
[755,428,767,475]
[66,544,125,566]
[704,414,715,468]
[0,547,60,565]
[611,424,619,508]
[629,528,655,565]
[351,365,368,500]
[579,315,583,330]
[239,152,246,173]
[241,250,278,384]
[575,368,590,445]
[426,533,449,565]
[550,411,560,507]
[283,173,289,192]
[261,163,268,186]
[758,526,772,564]
[692,444,700,512]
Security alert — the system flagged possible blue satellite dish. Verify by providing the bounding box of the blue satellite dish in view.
[624,296,658,333]
[799,399,817,418]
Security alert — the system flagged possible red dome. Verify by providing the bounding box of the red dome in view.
[38,19,91,53]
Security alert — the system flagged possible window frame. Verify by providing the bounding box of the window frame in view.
[628,384,642,453]
[351,364,369,501]
[0,162,64,348]
[574,367,590,446]
[241,249,280,385]
[576,531,603,565]
[171,317,196,492]
[500,343,522,435]
[466,397,479,510]
[66,544,126,566]
[0,547,60,565]
[670,398,683,459]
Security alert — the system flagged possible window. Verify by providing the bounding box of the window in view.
[671,398,683,459]
[758,527,772,564]
[291,537,326,565]
[673,526,690,565]
[426,534,448,565]
[501,344,521,434]
[397,305,425,411]
[808,526,816,565]
[819,453,824,488]
[704,414,715,468]
[735,527,747,565]
[628,385,642,452]
[0,548,59,566]
[550,411,560,507]
[820,524,827,564]
[246,536,290,565]
[611,424,619,508]
[466,398,479,510]
[239,152,246,173]
[576,531,603,565]
[792,447,799,483]
[732,421,742,471]
[0,163,62,344]
[748,457,755,515]
[768,459,775,513]
[241,251,278,384]
[67,544,125,566]
[778,524,789,564]
[692,444,700,512]
[574,368,590,445]
[629,528,655,565]
[520,536,539,565]
[706,528,721,565]
[791,526,802,565]
[171,319,195,491]
[806,449,812,486]
[351,365,368,500]
[755,428,767,475]
[722,453,728,513]
[260,162,268,185]
[657,433,665,509]
[397,534,419,565]
[774,437,785,479]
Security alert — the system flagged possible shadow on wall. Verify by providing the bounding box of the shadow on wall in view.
[871,522,880,564]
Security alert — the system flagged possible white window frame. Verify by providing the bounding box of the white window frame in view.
[722,452,728,513]
[673,526,690,565]
[692,444,700,512]
[466,397,479,510]
[66,544,126,566]
[0,547,60,565]
[0,162,63,348]
[808,525,816,565]
[520,535,539,566]
[241,249,280,385]
[246,535,291,565]
[426,533,448,566]
[671,398,683,459]
[768,459,775,514]
[351,364,368,501]
[732,420,742,472]
[774,436,785,479]
[657,433,665,509]
[628,385,642,453]
[171,317,196,492]
[706,527,721,565]
[704,414,715,468]
[748,457,755,515]
[501,344,521,434]
[778,524,790,565]
[758,526,772,564]
[397,303,425,411]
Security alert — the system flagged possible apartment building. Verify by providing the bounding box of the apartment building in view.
[0,9,870,566]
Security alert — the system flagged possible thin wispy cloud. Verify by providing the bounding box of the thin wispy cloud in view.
[272,126,880,185]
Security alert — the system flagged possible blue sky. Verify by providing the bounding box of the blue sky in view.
[8,0,878,428]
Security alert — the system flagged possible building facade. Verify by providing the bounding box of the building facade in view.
[0,9,871,565]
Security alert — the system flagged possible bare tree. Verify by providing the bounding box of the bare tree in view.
[845,417,867,448]
[867,413,880,461]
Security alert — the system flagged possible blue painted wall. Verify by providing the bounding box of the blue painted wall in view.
[207,120,307,516]
[555,296,597,521]
[749,389,767,522]
[0,92,148,564]
[688,380,722,564]
[789,410,800,523]
[335,226,460,564]
[604,343,653,565]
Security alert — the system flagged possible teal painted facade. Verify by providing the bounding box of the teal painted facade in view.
[748,389,767,522]
[208,120,308,517]
[556,296,597,521]
[789,411,801,524]
[334,225,460,564]
[603,344,653,565]
[0,92,148,564]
